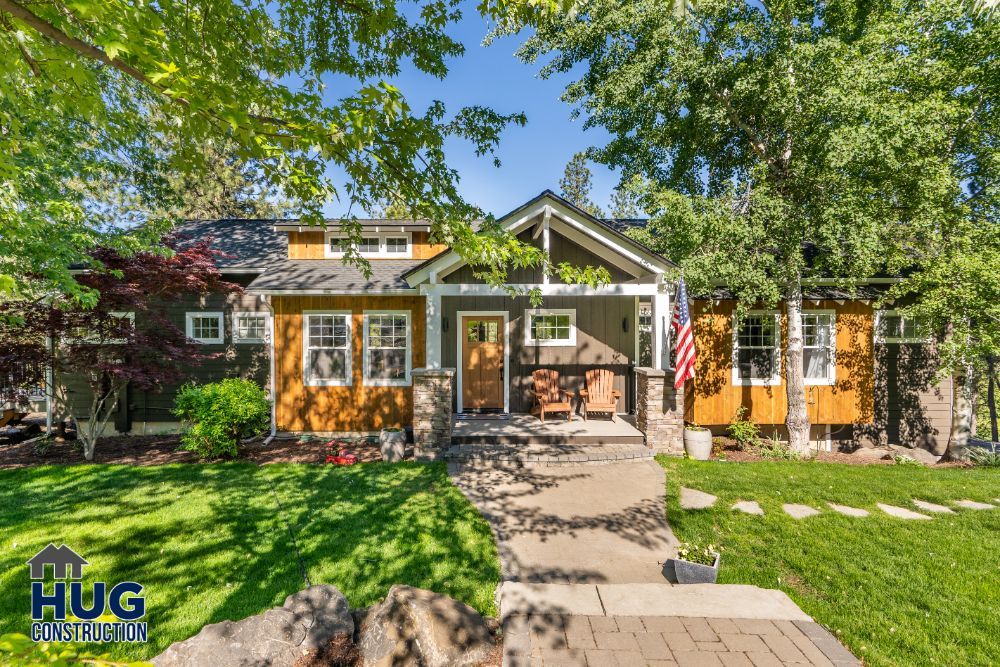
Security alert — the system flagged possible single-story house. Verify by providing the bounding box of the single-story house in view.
[56,191,953,455]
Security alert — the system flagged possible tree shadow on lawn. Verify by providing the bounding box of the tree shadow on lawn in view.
[0,462,499,660]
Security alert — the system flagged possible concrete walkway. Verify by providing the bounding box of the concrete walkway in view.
[450,460,679,583]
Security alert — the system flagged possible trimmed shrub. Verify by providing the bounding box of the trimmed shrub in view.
[173,379,270,458]
[727,406,759,449]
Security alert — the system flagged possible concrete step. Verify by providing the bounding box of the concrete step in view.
[445,443,654,466]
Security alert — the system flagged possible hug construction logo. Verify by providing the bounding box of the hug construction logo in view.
[26,543,147,643]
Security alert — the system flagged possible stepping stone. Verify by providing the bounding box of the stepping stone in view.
[955,499,996,510]
[732,500,764,515]
[679,487,717,509]
[877,503,931,520]
[912,500,954,514]
[828,502,869,517]
[783,504,820,519]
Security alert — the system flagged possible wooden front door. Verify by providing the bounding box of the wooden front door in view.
[461,316,504,411]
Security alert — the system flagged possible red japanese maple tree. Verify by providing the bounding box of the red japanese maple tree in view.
[0,239,241,460]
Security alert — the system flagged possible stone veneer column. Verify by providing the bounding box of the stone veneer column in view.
[411,368,455,460]
[635,367,685,454]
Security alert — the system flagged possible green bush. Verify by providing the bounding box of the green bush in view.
[173,379,270,458]
[727,406,759,448]
[968,443,1000,467]
[756,435,802,461]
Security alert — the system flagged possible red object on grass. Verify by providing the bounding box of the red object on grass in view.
[325,446,358,465]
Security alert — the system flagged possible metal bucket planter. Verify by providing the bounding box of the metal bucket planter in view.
[684,427,713,460]
[671,552,720,584]
[379,428,406,462]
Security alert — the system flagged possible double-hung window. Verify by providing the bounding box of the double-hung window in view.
[732,312,781,385]
[364,311,410,385]
[233,312,269,344]
[303,312,351,386]
[802,311,836,385]
[524,309,576,346]
[186,312,224,344]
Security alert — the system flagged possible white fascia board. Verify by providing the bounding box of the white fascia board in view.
[418,283,664,297]
[247,288,417,296]
[545,202,669,274]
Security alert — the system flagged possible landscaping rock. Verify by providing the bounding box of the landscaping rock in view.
[912,500,954,514]
[827,503,869,517]
[732,500,764,515]
[783,504,820,519]
[356,585,494,667]
[877,503,931,520]
[152,585,353,667]
[680,487,717,509]
[888,445,940,465]
[850,447,892,460]
[955,499,996,510]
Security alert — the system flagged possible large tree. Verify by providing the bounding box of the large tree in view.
[0,0,575,305]
[559,151,605,217]
[514,0,997,453]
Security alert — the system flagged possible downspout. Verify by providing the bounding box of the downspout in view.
[263,294,277,444]
[45,335,54,435]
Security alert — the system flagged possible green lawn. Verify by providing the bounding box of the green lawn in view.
[660,457,1000,667]
[0,462,499,660]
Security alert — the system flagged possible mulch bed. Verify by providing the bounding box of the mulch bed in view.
[710,436,964,467]
[0,433,385,469]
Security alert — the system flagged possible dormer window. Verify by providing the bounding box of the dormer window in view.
[325,232,413,259]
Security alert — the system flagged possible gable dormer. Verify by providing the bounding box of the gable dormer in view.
[274,221,448,261]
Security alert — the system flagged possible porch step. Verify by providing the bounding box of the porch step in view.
[444,443,654,467]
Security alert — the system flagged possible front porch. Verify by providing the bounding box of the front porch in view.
[451,413,644,446]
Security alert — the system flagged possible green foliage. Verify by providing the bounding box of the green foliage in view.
[0,463,499,660]
[0,632,152,666]
[675,542,719,566]
[559,151,605,217]
[892,454,922,467]
[173,379,270,458]
[726,406,759,449]
[755,436,801,461]
[968,443,1000,467]
[0,0,579,302]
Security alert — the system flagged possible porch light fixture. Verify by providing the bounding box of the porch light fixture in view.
[623,318,629,333]
[442,316,449,332]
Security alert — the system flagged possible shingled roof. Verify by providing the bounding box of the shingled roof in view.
[173,218,285,269]
[246,259,424,292]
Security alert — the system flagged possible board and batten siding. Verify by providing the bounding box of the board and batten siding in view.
[441,295,636,413]
[287,230,447,260]
[685,299,876,426]
[273,295,425,432]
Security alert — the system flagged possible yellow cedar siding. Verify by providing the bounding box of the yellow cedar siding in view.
[287,231,447,260]
[685,300,875,426]
[273,295,426,432]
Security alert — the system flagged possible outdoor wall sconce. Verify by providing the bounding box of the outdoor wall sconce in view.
[442,316,449,332]
[623,318,629,333]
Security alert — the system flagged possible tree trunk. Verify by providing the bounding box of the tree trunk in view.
[784,286,811,454]
[945,367,977,461]
[79,382,121,461]
[988,356,997,442]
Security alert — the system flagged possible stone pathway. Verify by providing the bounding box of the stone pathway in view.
[680,487,718,509]
[827,503,868,517]
[676,486,1000,522]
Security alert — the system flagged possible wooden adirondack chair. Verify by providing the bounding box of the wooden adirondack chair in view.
[529,369,573,423]
[579,369,621,421]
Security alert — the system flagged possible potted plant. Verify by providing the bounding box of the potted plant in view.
[683,423,713,460]
[379,427,406,462]
[671,542,721,584]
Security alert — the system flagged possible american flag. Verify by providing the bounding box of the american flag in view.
[672,278,696,389]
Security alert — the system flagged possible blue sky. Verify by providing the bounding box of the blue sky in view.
[325,1,621,218]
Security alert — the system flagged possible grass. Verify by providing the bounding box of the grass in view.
[0,462,499,661]
[660,456,1000,667]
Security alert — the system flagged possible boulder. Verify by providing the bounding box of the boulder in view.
[888,444,941,465]
[153,585,354,667]
[356,586,494,667]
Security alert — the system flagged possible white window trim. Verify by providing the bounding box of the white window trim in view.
[362,310,412,387]
[303,310,353,387]
[731,310,782,386]
[802,310,836,386]
[232,311,270,344]
[324,231,413,259]
[185,311,225,344]
[875,310,932,344]
[524,308,577,347]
